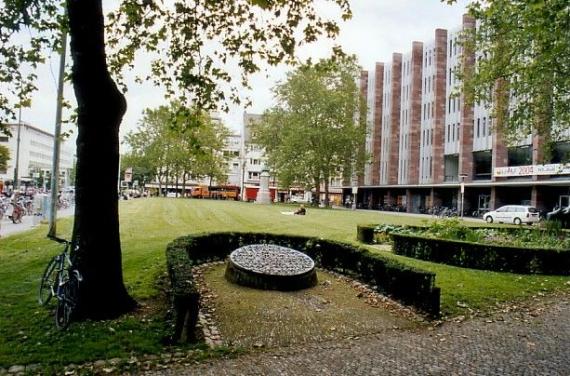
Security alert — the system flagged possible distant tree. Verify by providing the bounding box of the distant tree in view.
[190,117,231,188]
[454,0,569,148]
[124,104,230,194]
[120,154,153,190]
[0,145,9,174]
[124,107,171,196]
[253,56,367,206]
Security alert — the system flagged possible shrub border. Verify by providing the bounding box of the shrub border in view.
[166,231,441,341]
[391,233,570,275]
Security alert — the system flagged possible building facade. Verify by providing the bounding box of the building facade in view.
[354,14,570,214]
[223,133,242,187]
[0,122,75,189]
[241,113,270,200]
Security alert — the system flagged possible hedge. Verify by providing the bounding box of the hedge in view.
[356,224,376,243]
[166,232,441,341]
[392,233,570,275]
[357,224,426,244]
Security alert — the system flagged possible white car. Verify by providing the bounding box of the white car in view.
[483,205,540,225]
[290,196,307,203]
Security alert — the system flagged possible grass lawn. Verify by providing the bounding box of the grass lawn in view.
[0,198,569,367]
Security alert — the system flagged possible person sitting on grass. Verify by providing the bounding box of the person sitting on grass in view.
[294,204,306,215]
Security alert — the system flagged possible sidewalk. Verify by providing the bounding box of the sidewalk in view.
[147,294,570,375]
[332,205,486,223]
[0,206,75,238]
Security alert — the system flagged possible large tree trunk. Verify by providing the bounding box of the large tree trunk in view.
[313,177,321,206]
[67,0,136,319]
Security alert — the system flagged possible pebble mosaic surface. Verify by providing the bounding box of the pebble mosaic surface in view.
[229,244,315,276]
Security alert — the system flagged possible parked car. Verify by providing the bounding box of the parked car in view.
[483,205,540,225]
[289,195,308,203]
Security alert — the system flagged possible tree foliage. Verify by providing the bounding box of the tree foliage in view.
[106,0,351,111]
[0,144,9,173]
[457,0,570,142]
[253,56,367,205]
[0,0,352,123]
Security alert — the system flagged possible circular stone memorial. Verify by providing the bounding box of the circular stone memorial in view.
[224,244,318,291]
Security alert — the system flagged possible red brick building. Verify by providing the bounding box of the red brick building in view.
[351,15,570,215]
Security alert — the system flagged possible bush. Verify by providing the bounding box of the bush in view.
[357,224,424,244]
[356,224,375,243]
[392,233,570,275]
[166,232,442,341]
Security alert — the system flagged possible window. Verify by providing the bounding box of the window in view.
[0,136,8,142]
[477,118,480,137]
[483,117,487,136]
[447,124,451,142]
[449,39,453,57]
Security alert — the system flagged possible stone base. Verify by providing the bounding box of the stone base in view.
[225,261,317,291]
[255,190,272,204]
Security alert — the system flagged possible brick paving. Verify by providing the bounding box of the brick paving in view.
[147,294,570,375]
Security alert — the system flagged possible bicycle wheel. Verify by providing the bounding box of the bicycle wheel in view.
[38,256,59,305]
[55,274,79,330]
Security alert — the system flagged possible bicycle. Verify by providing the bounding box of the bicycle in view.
[38,236,83,329]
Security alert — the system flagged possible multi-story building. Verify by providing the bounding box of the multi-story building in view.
[0,122,75,189]
[354,14,570,214]
[241,113,269,200]
[223,133,242,187]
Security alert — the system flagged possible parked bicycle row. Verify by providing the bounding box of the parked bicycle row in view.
[0,192,73,224]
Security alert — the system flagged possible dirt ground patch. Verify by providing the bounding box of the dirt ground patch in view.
[200,264,420,349]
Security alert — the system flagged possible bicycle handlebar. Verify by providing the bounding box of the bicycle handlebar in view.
[48,235,69,244]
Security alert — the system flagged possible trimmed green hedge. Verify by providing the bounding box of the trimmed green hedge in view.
[357,224,376,243]
[357,224,425,244]
[392,233,570,275]
[166,232,441,340]
[165,237,200,342]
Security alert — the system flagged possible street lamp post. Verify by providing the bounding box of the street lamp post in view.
[13,107,22,192]
[459,174,468,219]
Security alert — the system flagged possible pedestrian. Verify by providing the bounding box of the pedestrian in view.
[294,204,306,215]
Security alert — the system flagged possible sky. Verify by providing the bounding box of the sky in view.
[23,0,470,149]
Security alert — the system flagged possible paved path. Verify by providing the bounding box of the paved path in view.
[332,205,486,224]
[0,206,74,238]
[147,294,570,375]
